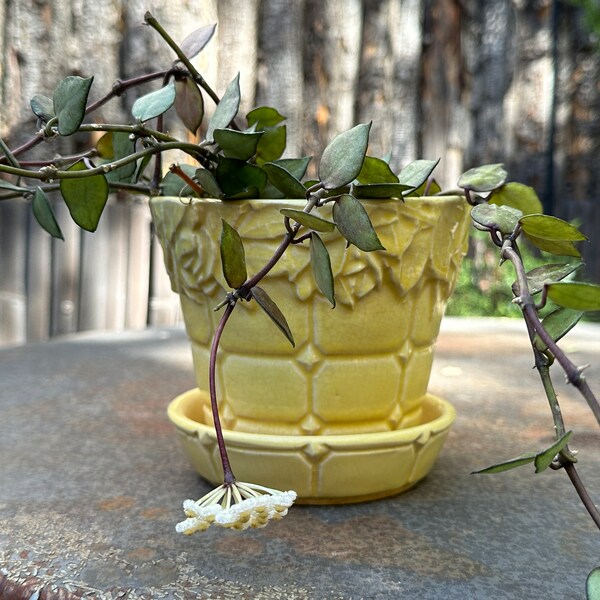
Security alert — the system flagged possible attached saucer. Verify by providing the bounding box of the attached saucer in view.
[168,389,456,504]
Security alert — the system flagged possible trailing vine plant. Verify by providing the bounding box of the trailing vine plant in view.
[0,12,599,595]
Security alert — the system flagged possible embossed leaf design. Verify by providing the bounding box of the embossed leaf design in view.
[175,78,204,133]
[310,232,335,307]
[332,194,385,252]
[32,187,63,240]
[319,123,371,189]
[206,73,240,142]
[546,282,600,311]
[179,23,216,59]
[54,75,94,136]
[458,163,507,192]
[490,182,543,216]
[470,203,522,235]
[132,82,176,122]
[280,209,335,232]
[251,286,295,347]
[220,219,247,289]
[59,160,108,232]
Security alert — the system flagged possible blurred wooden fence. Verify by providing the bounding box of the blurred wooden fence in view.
[1,0,599,346]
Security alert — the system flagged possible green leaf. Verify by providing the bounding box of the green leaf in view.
[353,183,412,199]
[96,132,114,159]
[179,23,216,59]
[332,194,385,252]
[30,94,55,122]
[132,82,176,122]
[251,285,295,347]
[547,282,600,311]
[513,262,583,296]
[587,567,600,600]
[246,106,285,128]
[104,132,136,183]
[522,234,582,258]
[32,187,64,239]
[255,125,286,163]
[220,219,247,289]
[319,123,371,189]
[520,214,587,242]
[471,452,537,474]
[357,156,399,184]
[227,186,260,200]
[534,307,584,352]
[310,232,335,307]
[216,158,267,198]
[195,168,224,198]
[206,74,241,142]
[53,76,94,136]
[174,78,204,133]
[398,159,440,189]
[160,164,198,196]
[534,431,573,473]
[274,156,312,181]
[0,180,28,192]
[59,160,108,232]
[470,203,522,235]
[263,163,306,198]
[458,163,507,192]
[213,128,263,160]
[490,182,543,216]
[409,178,442,197]
[280,208,335,232]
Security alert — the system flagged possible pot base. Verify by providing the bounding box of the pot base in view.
[168,388,456,504]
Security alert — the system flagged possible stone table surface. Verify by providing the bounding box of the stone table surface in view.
[0,317,599,600]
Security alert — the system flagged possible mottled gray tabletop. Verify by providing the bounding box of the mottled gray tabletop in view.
[1,318,599,600]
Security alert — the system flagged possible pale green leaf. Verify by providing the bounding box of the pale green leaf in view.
[220,219,247,289]
[458,164,507,192]
[547,282,600,311]
[280,208,335,232]
[490,182,543,216]
[206,73,240,142]
[470,203,522,235]
[534,431,573,473]
[132,82,176,122]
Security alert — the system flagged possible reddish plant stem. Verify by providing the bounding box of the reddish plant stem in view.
[563,462,600,529]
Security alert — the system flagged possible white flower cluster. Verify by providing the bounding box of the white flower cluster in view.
[176,481,297,534]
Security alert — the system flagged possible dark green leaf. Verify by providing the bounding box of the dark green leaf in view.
[534,307,584,352]
[458,163,507,192]
[160,164,198,196]
[470,203,522,235]
[179,23,216,59]
[30,94,55,122]
[206,74,240,142]
[104,132,136,182]
[490,182,543,216]
[534,431,572,473]
[332,194,385,252]
[547,282,600,311]
[216,158,267,197]
[174,78,204,133]
[274,156,312,181]
[513,262,583,296]
[263,163,306,198]
[255,125,286,163]
[357,156,399,184]
[195,168,224,198]
[53,76,94,136]
[246,106,285,128]
[587,567,600,600]
[472,452,537,474]
[213,128,263,160]
[0,180,28,192]
[132,82,176,122]
[522,234,582,257]
[280,208,335,232]
[398,159,440,189]
[59,160,108,232]
[353,183,412,199]
[220,219,247,289]
[251,285,295,347]
[520,214,587,242]
[226,186,260,199]
[32,187,63,239]
[310,232,335,307]
[319,123,371,189]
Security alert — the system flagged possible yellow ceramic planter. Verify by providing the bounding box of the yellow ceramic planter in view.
[151,195,470,502]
